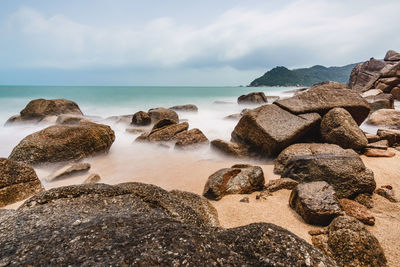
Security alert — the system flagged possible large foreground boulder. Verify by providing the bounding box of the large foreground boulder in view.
[320,108,368,150]
[0,158,43,207]
[231,104,321,156]
[367,109,400,129]
[274,85,370,125]
[9,122,115,165]
[312,216,387,267]
[0,183,335,266]
[237,92,268,104]
[203,165,265,200]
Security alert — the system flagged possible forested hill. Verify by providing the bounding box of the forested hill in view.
[249,63,358,87]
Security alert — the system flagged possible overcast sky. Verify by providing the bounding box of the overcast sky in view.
[0,0,399,86]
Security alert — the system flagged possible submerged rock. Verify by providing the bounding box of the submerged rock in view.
[237,92,268,104]
[210,139,249,157]
[56,114,90,125]
[46,163,91,182]
[365,93,394,113]
[174,128,209,149]
[169,104,198,112]
[147,122,189,142]
[8,123,115,165]
[131,111,151,126]
[0,158,44,207]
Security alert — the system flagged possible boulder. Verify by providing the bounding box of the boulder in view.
[0,158,44,207]
[364,148,395,157]
[131,111,151,126]
[365,93,394,112]
[384,50,400,62]
[265,178,298,192]
[174,129,209,149]
[203,165,265,200]
[289,181,343,226]
[320,108,368,150]
[210,139,249,157]
[274,143,358,175]
[391,86,400,100]
[169,104,198,112]
[56,114,90,125]
[237,92,268,104]
[375,185,398,203]
[46,163,91,182]
[311,216,387,267]
[232,104,321,156]
[147,122,189,142]
[274,85,370,125]
[0,183,335,266]
[354,193,374,209]
[82,174,101,184]
[366,140,389,149]
[349,58,389,92]
[374,77,400,93]
[148,107,179,123]
[361,89,383,98]
[312,81,350,90]
[280,153,376,199]
[151,118,177,131]
[9,123,115,165]
[338,198,375,226]
[377,128,400,146]
[367,109,400,129]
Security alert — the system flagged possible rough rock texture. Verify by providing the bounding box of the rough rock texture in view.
[280,153,376,199]
[82,174,101,184]
[152,118,177,131]
[377,128,400,146]
[365,93,394,113]
[46,163,91,182]
[203,165,265,200]
[0,158,44,207]
[131,111,151,126]
[274,143,358,175]
[231,104,321,156]
[354,193,374,209]
[169,104,198,112]
[361,89,383,98]
[174,128,209,149]
[375,185,398,203]
[289,181,343,226]
[364,148,395,157]
[349,57,391,92]
[338,198,375,225]
[105,114,133,125]
[391,86,400,100]
[237,92,268,104]
[274,85,370,125]
[56,114,90,125]
[367,109,400,129]
[311,81,350,90]
[0,183,335,266]
[147,122,189,142]
[366,140,388,149]
[148,107,179,124]
[312,216,387,267]
[384,50,400,61]
[9,123,115,165]
[210,139,249,157]
[265,178,298,192]
[320,108,368,150]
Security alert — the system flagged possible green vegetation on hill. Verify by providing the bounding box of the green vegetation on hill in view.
[249,63,357,87]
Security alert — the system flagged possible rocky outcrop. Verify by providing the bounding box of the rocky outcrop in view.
[384,50,400,61]
[365,93,394,113]
[349,58,391,92]
[210,139,249,157]
[237,92,268,104]
[0,183,335,266]
[0,158,44,207]
[9,123,115,165]
[231,104,321,156]
[367,109,400,129]
[203,165,265,200]
[131,111,151,126]
[338,198,375,226]
[320,108,368,150]
[274,84,370,125]
[169,104,198,112]
[148,107,179,124]
[312,216,387,267]
[45,163,91,182]
[377,128,400,146]
[174,129,209,149]
[289,181,343,226]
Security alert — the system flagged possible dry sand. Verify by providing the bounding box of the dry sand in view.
[3,144,400,266]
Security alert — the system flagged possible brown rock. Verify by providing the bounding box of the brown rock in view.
[237,92,268,104]
[274,85,370,125]
[169,104,198,112]
[366,134,381,143]
[265,178,298,192]
[151,118,177,131]
[8,123,115,165]
[148,107,179,124]
[338,198,375,225]
[361,89,383,98]
[349,58,389,92]
[82,174,101,184]
[354,193,374,209]
[174,128,209,149]
[210,139,249,157]
[231,104,321,156]
[0,158,44,207]
[377,128,400,146]
[384,49,400,62]
[367,109,400,128]
[289,181,343,226]
[135,132,149,142]
[311,81,350,90]
[320,107,368,150]
[239,197,250,203]
[46,163,91,182]
[125,128,146,134]
[56,114,90,125]
[364,148,395,157]
[391,86,400,100]
[366,140,389,149]
[203,165,265,200]
[106,114,133,125]
[147,122,189,142]
[375,185,398,203]
[131,111,151,126]
[365,93,394,112]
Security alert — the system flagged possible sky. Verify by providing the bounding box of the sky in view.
[0,0,399,86]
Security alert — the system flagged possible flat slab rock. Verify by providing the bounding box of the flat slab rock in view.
[339,198,375,226]
[0,183,335,266]
[46,163,91,182]
[210,139,249,158]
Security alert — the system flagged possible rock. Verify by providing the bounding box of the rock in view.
[366,134,381,143]
[312,81,351,90]
[237,92,268,104]
[9,123,115,165]
[338,198,375,225]
[135,132,149,142]
[391,87,400,100]
[224,113,242,120]
[0,183,335,266]
[274,143,358,175]
[0,158,44,207]
[366,140,389,149]
[213,100,235,105]
[56,114,90,125]
[367,109,400,128]
[169,104,198,112]
[46,163,91,182]
[203,165,265,200]
[210,139,249,158]
[374,77,400,93]
[312,216,387,267]
[151,118,177,131]
[361,89,383,98]
[320,107,368,150]
[364,148,395,157]
[377,128,400,146]
[289,181,343,226]
[365,93,394,112]
[82,174,101,184]
[384,49,400,61]
[255,190,272,200]
[265,178,298,192]
[231,104,321,156]
[174,129,209,149]
[267,96,280,102]
[125,128,146,134]
[354,193,374,209]
[280,153,376,199]
[147,122,189,142]
[148,107,179,124]
[131,111,151,126]
[105,114,133,124]
[375,185,398,203]
[275,84,370,125]
[349,58,389,92]
[239,197,249,203]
